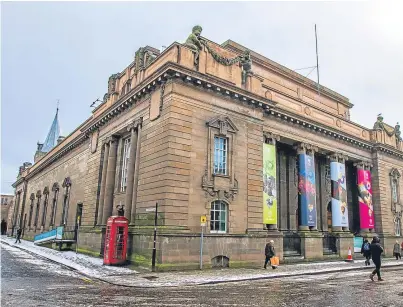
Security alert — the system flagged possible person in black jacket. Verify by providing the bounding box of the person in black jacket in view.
[264,240,276,269]
[369,236,384,281]
[361,238,371,266]
[15,228,22,244]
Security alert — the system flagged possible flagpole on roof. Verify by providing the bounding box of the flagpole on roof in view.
[315,24,320,97]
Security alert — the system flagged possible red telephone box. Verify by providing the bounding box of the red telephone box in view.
[103,216,128,265]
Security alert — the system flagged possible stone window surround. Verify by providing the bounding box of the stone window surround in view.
[61,177,72,226]
[202,116,239,203]
[207,116,237,180]
[41,187,49,227]
[50,182,60,227]
[34,190,41,228]
[28,193,35,228]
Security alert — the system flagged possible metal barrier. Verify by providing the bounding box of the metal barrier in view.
[61,226,77,241]
[323,233,337,255]
[283,232,301,257]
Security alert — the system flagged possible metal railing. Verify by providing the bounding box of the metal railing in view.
[283,232,301,257]
[61,225,77,241]
[323,233,337,255]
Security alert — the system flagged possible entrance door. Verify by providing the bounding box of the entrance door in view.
[75,203,83,227]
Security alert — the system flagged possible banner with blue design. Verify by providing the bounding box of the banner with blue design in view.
[298,154,317,227]
[331,162,349,227]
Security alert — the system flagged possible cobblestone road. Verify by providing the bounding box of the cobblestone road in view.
[2,244,403,307]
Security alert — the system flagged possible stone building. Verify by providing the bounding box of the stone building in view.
[1,194,14,232]
[10,26,403,270]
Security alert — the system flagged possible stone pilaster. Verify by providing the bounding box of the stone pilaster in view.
[299,231,323,259]
[288,154,298,231]
[335,232,354,258]
[328,153,349,232]
[102,136,119,225]
[97,142,109,225]
[130,119,143,224]
[124,119,141,222]
[294,142,318,232]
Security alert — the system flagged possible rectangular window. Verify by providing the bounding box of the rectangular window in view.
[210,201,227,233]
[213,137,227,175]
[120,138,131,192]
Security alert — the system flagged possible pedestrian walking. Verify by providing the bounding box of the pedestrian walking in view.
[361,238,371,266]
[15,228,22,244]
[369,236,384,281]
[393,240,401,260]
[264,240,276,270]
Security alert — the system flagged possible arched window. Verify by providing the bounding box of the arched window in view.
[61,177,72,226]
[50,183,60,227]
[396,218,401,237]
[34,190,41,227]
[41,187,49,227]
[210,200,228,233]
[28,193,35,228]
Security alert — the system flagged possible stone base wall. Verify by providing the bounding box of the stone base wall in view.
[77,229,103,257]
[380,234,401,257]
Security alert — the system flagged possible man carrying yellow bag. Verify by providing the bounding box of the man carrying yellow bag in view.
[264,240,278,269]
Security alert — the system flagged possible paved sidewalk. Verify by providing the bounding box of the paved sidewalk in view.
[2,236,402,288]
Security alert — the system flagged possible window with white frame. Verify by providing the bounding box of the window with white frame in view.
[210,200,227,233]
[120,138,131,192]
[213,137,227,175]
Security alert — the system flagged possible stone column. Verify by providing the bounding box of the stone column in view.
[263,132,280,231]
[102,136,119,225]
[97,142,109,225]
[124,121,140,222]
[294,142,318,231]
[354,161,374,234]
[288,154,298,231]
[328,153,349,232]
[130,119,143,224]
[278,150,288,230]
[319,160,330,232]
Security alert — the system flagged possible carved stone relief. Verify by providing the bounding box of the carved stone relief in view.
[91,130,99,154]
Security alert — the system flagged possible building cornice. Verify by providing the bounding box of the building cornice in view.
[221,39,352,108]
[82,62,277,135]
[265,108,374,152]
[372,143,403,160]
[12,133,88,186]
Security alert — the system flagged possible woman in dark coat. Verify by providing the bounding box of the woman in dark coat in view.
[369,236,384,281]
[393,240,401,260]
[264,240,276,270]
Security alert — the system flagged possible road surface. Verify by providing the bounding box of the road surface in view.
[2,242,403,307]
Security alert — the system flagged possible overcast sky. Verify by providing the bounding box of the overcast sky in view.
[1,1,402,194]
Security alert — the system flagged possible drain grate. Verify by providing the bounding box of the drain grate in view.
[143,276,158,281]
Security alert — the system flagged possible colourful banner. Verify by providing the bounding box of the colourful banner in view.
[298,154,317,227]
[263,143,277,224]
[330,162,349,227]
[358,169,374,229]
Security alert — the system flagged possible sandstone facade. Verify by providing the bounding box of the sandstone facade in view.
[9,28,403,270]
